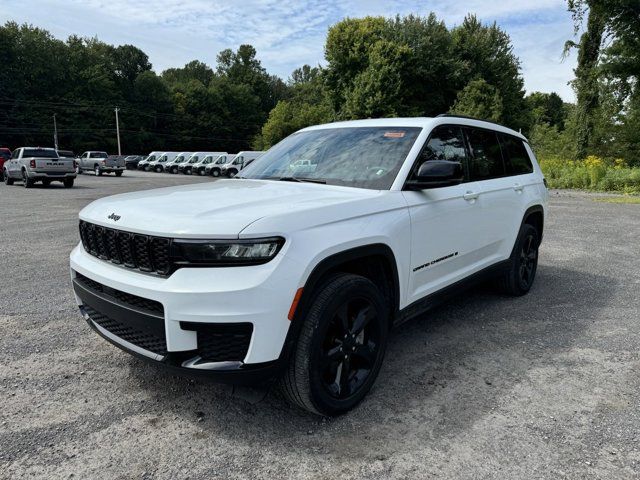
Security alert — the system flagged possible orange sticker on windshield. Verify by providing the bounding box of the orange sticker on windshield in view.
[384,131,405,138]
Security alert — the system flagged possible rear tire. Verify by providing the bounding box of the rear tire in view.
[22,171,34,188]
[281,273,389,416]
[498,223,539,296]
[115,171,123,177]
[4,170,13,185]
[76,165,82,174]
[63,178,74,188]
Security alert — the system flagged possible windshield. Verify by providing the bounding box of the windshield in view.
[202,156,213,164]
[189,156,199,163]
[24,148,58,158]
[173,156,184,163]
[215,156,226,164]
[240,127,421,189]
[144,155,155,162]
[158,156,167,162]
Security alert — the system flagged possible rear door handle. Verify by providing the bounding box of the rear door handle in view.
[513,183,524,192]
[463,191,479,201]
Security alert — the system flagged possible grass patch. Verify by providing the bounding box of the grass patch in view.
[592,196,640,204]
[540,156,640,195]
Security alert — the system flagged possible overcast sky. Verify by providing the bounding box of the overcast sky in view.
[1,0,579,101]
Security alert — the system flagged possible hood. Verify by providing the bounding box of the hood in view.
[79,179,387,238]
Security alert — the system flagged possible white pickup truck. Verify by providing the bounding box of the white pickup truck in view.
[3,147,76,188]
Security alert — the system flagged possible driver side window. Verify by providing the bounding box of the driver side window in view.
[413,126,468,178]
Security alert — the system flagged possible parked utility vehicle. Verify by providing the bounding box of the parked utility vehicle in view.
[77,151,125,176]
[220,151,264,177]
[178,152,225,175]
[193,153,229,176]
[4,147,75,187]
[137,152,162,171]
[204,154,234,177]
[147,152,179,172]
[163,152,192,174]
[70,116,547,415]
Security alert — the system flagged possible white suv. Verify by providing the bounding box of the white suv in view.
[70,116,547,415]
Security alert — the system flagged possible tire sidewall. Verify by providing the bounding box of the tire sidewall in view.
[304,275,388,415]
[510,224,539,294]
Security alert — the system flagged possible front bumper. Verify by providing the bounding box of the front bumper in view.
[69,243,299,381]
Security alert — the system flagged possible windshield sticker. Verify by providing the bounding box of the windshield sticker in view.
[384,131,406,138]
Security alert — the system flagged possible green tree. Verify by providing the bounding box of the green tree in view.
[526,92,568,130]
[450,79,503,122]
[451,15,528,131]
[162,60,215,88]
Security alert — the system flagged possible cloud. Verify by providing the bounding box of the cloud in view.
[0,0,577,99]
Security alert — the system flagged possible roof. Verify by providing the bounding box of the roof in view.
[301,116,526,141]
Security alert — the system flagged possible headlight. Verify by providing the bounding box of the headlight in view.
[171,237,285,266]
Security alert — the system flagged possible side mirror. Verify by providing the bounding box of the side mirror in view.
[405,160,463,190]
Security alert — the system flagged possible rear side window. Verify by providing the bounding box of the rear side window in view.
[500,134,533,175]
[90,152,108,158]
[465,128,505,181]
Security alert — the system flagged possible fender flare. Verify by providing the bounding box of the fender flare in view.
[277,243,400,365]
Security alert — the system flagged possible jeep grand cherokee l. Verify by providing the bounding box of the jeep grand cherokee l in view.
[70,116,547,416]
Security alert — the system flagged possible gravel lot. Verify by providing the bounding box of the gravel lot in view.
[1,171,639,479]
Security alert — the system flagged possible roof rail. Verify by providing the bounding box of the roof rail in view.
[436,113,505,128]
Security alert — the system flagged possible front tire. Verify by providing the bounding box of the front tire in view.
[94,165,102,176]
[281,273,389,416]
[42,179,51,187]
[115,171,123,177]
[498,223,539,296]
[4,170,14,185]
[212,169,220,177]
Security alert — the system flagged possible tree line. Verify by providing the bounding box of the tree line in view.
[0,3,638,165]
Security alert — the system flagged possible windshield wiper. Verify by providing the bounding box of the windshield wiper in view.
[277,176,326,184]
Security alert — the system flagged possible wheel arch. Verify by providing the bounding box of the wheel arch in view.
[278,243,400,365]
[522,204,544,242]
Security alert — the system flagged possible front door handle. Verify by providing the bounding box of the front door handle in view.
[463,191,479,201]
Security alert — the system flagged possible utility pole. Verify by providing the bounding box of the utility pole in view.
[114,107,122,155]
[53,113,58,150]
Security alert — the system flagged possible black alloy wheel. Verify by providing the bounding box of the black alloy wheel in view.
[498,223,539,296]
[316,296,382,400]
[518,232,537,290]
[281,273,389,416]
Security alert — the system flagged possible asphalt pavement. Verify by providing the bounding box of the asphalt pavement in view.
[1,171,639,479]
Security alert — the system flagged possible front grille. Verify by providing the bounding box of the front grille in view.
[75,272,163,316]
[79,221,172,275]
[182,322,253,362]
[85,305,168,356]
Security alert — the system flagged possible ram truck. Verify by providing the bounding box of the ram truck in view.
[3,147,75,188]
